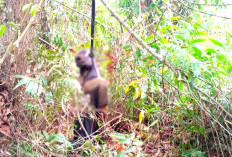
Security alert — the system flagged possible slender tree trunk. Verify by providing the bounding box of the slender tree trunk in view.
[0,0,37,149]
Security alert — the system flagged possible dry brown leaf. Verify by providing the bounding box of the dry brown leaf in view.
[0,102,4,107]
[0,125,12,138]
[0,138,10,145]
[0,90,8,101]
[116,144,125,153]
[0,119,4,125]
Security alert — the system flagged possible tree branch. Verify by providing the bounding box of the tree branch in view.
[99,0,232,119]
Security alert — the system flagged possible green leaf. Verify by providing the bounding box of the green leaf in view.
[45,91,53,103]
[194,31,208,36]
[41,75,48,87]
[145,35,155,43]
[189,76,195,90]
[176,35,185,41]
[199,127,205,134]
[22,3,33,13]
[119,146,136,155]
[208,38,224,47]
[171,16,180,21]
[155,7,162,14]
[43,130,49,140]
[216,53,226,62]
[133,139,143,146]
[7,21,17,31]
[150,42,159,50]
[30,4,38,15]
[117,138,131,144]
[192,46,202,58]
[37,83,43,95]
[110,133,126,140]
[26,81,38,95]
[14,79,28,90]
[0,25,7,37]
[123,44,132,52]
[191,38,206,44]
[145,120,158,130]
[228,65,232,74]
[191,63,201,77]
[46,134,56,142]
[14,74,29,79]
[205,48,216,55]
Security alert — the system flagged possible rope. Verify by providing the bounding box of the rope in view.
[90,0,95,59]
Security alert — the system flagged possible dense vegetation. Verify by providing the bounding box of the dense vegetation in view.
[0,0,232,156]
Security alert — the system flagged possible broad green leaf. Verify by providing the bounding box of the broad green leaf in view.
[228,65,232,74]
[0,25,7,37]
[205,48,216,55]
[22,3,33,13]
[14,79,28,90]
[30,4,38,15]
[216,53,226,62]
[192,46,202,58]
[145,35,155,43]
[208,38,224,47]
[194,31,208,36]
[26,81,38,95]
[191,38,206,44]
[150,42,159,50]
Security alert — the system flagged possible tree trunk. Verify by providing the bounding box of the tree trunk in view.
[0,0,37,149]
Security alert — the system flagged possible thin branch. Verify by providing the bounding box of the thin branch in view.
[55,1,120,34]
[180,1,232,19]
[76,112,91,141]
[0,0,45,68]
[164,2,209,31]
[154,8,167,34]
[185,0,232,6]
[39,37,56,49]
[99,0,232,119]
